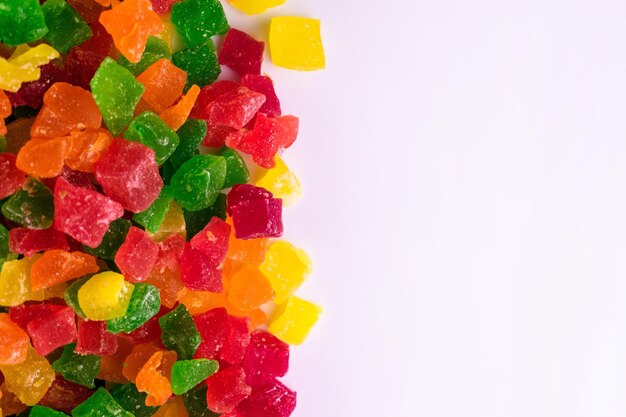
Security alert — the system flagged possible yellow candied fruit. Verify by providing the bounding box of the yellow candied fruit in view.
[0,346,55,406]
[269,16,325,71]
[227,0,285,15]
[269,296,321,345]
[0,256,45,307]
[148,200,186,242]
[256,156,302,206]
[259,240,312,304]
[0,44,60,92]
[77,271,134,320]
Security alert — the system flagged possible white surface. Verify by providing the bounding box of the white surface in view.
[227,1,626,416]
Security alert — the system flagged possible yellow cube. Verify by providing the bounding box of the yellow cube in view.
[269,16,325,71]
[0,256,44,306]
[228,0,285,15]
[269,296,321,345]
[259,240,312,304]
[0,346,54,406]
[78,271,134,320]
[256,156,302,206]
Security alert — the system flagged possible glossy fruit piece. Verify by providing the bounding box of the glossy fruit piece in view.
[0,313,29,365]
[269,16,325,71]
[72,387,134,417]
[0,154,26,199]
[167,119,205,169]
[1,178,54,229]
[235,379,296,417]
[227,185,283,240]
[111,383,158,417]
[52,343,100,388]
[255,156,301,206]
[0,44,60,93]
[227,266,273,313]
[227,0,284,15]
[0,256,43,307]
[189,216,231,266]
[180,242,223,292]
[146,235,185,308]
[170,154,227,211]
[6,62,66,109]
[78,271,134,321]
[183,193,227,238]
[133,188,173,235]
[30,250,99,291]
[41,0,92,53]
[204,87,265,130]
[171,0,229,47]
[172,42,221,89]
[259,240,311,304]
[178,288,227,317]
[269,296,321,345]
[124,112,180,165]
[107,283,161,333]
[242,330,289,387]
[122,343,161,382]
[118,36,171,76]
[146,199,187,242]
[219,315,250,365]
[90,57,145,136]
[75,319,118,356]
[83,218,131,260]
[8,302,66,330]
[151,395,189,417]
[191,80,239,119]
[38,376,93,414]
[15,137,67,178]
[160,84,201,131]
[29,405,70,417]
[8,227,68,256]
[159,304,201,360]
[0,0,48,45]
[65,128,114,173]
[137,58,186,113]
[219,29,264,76]
[193,307,230,360]
[99,0,164,63]
[27,306,77,356]
[225,113,298,169]
[53,177,125,248]
[0,346,54,406]
[226,221,270,266]
[171,358,219,395]
[205,366,251,413]
[94,138,163,213]
[97,337,133,384]
[116,304,166,345]
[218,146,250,189]
[135,351,173,406]
[114,227,159,282]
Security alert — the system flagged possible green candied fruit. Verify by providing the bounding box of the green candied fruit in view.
[107,283,160,334]
[133,186,173,233]
[91,57,145,136]
[169,119,207,170]
[170,155,226,211]
[0,136,6,152]
[118,36,171,76]
[110,383,158,417]
[1,178,54,229]
[218,146,250,188]
[63,275,91,319]
[172,42,221,90]
[30,405,69,417]
[0,224,10,259]
[41,0,92,53]
[83,218,131,260]
[0,0,48,45]
[171,359,219,395]
[183,193,226,238]
[171,0,229,48]
[52,343,100,388]
[183,386,220,417]
[72,387,134,417]
[124,112,180,165]
[159,304,201,360]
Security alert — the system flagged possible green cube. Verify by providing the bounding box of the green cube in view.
[1,178,54,229]
[124,112,180,165]
[171,359,219,395]
[107,283,161,333]
[159,304,201,360]
[41,0,92,53]
[30,405,69,417]
[169,119,207,170]
[171,0,229,48]
[0,0,48,45]
[72,387,134,417]
[52,343,100,388]
[170,155,226,211]
[83,218,131,260]
[172,42,221,90]
[110,383,158,417]
[218,146,250,188]
[133,186,173,233]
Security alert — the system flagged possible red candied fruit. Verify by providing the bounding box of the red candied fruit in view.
[218,29,265,77]
[65,21,114,90]
[235,380,297,417]
[6,62,66,109]
[115,226,159,283]
[190,216,231,266]
[179,242,222,292]
[241,74,281,118]
[76,319,119,355]
[94,138,163,213]
[0,153,27,199]
[205,366,252,414]
[9,303,67,331]
[225,113,298,169]
[150,0,177,15]
[227,185,283,240]
[220,315,250,365]
[53,176,125,248]
[204,87,265,130]
[39,376,94,413]
[194,307,230,359]
[8,228,70,257]
[27,306,77,356]
[191,81,241,148]
[242,330,289,387]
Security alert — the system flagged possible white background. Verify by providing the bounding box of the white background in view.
[226,0,626,416]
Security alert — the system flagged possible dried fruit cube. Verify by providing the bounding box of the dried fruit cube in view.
[42,0,92,53]
[219,29,264,76]
[107,283,161,333]
[30,250,99,291]
[1,178,54,229]
[75,319,119,356]
[114,227,159,282]
[171,0,229,47]
[170,154,227,211]
[0,0,48,45]
[259,240,311,304]
[268,296,321,345]
[0,346,54,406]
[205,366,251,413]
[171,358,219,395]
[72,387,134,417]
[27,305,77,356]
[269,17,325,71]
[124,112,180,165]
[0,313,29,365]
[78,271,134,320]
[172,42,221,89]
[159,303,201,359]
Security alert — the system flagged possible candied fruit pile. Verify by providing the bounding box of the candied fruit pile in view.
[0,0,324,415]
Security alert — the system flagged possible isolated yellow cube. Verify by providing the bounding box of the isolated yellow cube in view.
[260,240,312,304]
[228,0,285,15]
[256,156,302,206]
[78,271,134,320]
[269,16,325,71]
[269,296,321,345]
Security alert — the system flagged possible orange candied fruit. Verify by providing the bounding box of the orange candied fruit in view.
[65,128,114,172]
[135,351,173,406]
[30,250,100,291]
[227,266,274,313]
[159,85,200,131]
[137,58,187,113]
[16,137,67,178]
[99,0,164,64]
[0,313,29,365]
[0,90,11,136]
